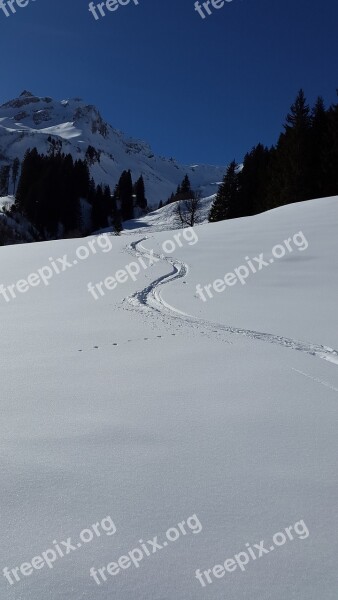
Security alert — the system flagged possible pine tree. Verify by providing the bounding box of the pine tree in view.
[167,175,194,205]
[110,186,122,233]
[88,178,96,205]
[11,158,20,195]
[166,193,175,205]
[63,154,81,233]
[134,175,147,210]
[15,148,41,216]
[92,185,104,230]
[180,174,193,199]
[269,89,312,206]
[15,150,86,236]
[209,161,239,222]
[103,184,112,229]
[238,144,272,216]
[322,93,338,197]
[285,89,311,130]
[73,159,90,200]
[310,96,328,198]
[117,170,134,221]
[0,165,11,196]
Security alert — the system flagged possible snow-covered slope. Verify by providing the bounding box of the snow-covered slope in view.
[1,196,337,600]
[122,194,216,233]
[0,91,225,206]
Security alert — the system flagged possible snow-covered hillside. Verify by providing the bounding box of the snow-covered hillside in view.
[0,91,225,206]
[0,195,337,600]
[122,194,216,233]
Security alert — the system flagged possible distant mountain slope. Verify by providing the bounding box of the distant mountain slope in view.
[0,91,225,206]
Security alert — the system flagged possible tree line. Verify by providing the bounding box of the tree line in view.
[0,158,20,196]
[2,148,148,240]
[164,174,196,207]
[209,89,338,222]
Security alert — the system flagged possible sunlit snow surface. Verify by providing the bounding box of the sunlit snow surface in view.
[0,196,338,600]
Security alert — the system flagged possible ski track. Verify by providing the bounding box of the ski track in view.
[122,237,338,367]
[292,368,338,392]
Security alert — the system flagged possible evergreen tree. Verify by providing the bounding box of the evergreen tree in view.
[238,144,272,216]
[15,148,41,216]
[91,184,113,231]
[111,186,122,233]
[269,89,312,206]
[92,185,105,230]
[88,178,96,205]
[180,174,193,199]
[285,89,311,129]
[117,170,134,221]
[32,164,59,234]
[167,174,194,204]
[134,175,147,210]
[11,158,20,195]
[322,94,338,197]
[0,165,11,196]
[209,161,239,222]
[166,193,175,205]
[102,184,113,230]
[309,96,328,198]
[15,150,88,236]
[59,154,79,233]
[73,159,90,199]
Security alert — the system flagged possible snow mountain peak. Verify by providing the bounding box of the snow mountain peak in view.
[0,91,225,206]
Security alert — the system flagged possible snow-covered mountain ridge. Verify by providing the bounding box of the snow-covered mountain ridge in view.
[0,91,225,206]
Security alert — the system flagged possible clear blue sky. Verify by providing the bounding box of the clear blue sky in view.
[1,0,337,166]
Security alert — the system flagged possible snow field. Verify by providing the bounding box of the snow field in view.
[0,195,337,600]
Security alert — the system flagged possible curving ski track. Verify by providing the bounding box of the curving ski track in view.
[123,238,338,366]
